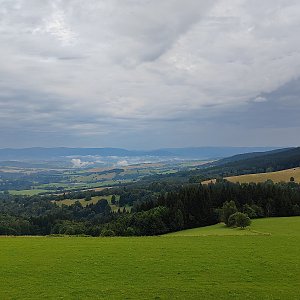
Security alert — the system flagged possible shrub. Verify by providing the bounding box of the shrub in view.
[100,229,116,237]
[228,212,251,229]
[124,227,136,236]
[227,213,238,227]
[219,200,238,225]
[242,204,257,218]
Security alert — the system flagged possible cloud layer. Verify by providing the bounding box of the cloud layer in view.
[1,0,300,148]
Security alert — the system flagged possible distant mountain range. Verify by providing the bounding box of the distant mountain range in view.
[0,146,279,161]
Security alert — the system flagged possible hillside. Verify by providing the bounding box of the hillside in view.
[1,217,299,299]
[141,147,300,184]
[165,216,300,236]
[210,147,300,174]
[204,147,300,176]
[202,167,300,184]
[207,147,291,167]
[218,167,300,184]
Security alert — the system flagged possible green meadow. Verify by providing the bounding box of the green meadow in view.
[8,189,49,196]
[1,217,300,299]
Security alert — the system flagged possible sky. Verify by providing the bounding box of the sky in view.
[0,0,300,149]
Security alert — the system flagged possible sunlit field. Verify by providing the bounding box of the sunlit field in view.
[202,167,300,185]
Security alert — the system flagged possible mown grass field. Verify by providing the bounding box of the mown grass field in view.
[1,217,300,299]
[202,167,300,185]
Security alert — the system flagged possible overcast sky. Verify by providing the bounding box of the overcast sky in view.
[0,0,300,149]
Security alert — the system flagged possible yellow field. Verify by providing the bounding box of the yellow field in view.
[202,167,300,184]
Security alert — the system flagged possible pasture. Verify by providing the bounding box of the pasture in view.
[52,195,131,212]
[202,167,300,184]
[53,195,119,207]
[8,189,49,196]
[1,217,299,299]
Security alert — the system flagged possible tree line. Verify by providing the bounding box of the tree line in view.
[0,180,299,236]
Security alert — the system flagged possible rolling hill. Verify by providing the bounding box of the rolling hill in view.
[1,217,299,299]
[202,167,300,184]
[199,146,300,178]
[140,146,300,184]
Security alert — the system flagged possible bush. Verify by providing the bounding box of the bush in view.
[242,204,257,218]
[251,204,264,218]
[227,213,238,227]
[219,200,238,225]
[227,212,251,229]
[100,229,116,237]
[124,227,136,236]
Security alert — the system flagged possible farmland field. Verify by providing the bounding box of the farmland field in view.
[1,217,299,299]
[53,195,119,207]
[202,167,300,184]
[8,189,49,196]
[1,159,208,196]
[53,195,130,212]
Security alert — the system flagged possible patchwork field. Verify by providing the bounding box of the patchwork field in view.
[8,189,49,196]
[53,195,129,212]
[1,159,209,196]
[202,167,300,184]
[53,195,118,207]
[1,217,299,299]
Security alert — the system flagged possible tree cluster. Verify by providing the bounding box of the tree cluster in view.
[0,180,299,236]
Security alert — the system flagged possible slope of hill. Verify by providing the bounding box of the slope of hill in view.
[1,217,299,299]
[140,147,300,184]
[207,147,291,167]
[160,146,277,159]
[208,167,300,184]
[201,146,300,178]
[165,216,300,236]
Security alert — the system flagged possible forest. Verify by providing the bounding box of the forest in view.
[1,179,299,236]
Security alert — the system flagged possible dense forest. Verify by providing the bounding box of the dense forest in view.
[1,180,299,236]
[204,146,300,176]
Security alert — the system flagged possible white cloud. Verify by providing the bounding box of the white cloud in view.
[71,158,91,168]
[115,160,129,167]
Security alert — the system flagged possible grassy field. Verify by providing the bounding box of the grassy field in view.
[8,189,49,196]
[53,195,130,212]
[202,167,300,185]
[1,217,299,299]
[53,195,118,207]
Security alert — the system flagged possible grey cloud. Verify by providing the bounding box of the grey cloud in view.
[0,0,300,148]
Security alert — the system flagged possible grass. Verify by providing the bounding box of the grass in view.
[53,195,130,212]
[165,216,300,237]
[1,217,300,299]
[203,167,300,185]
[8,189,49,196]
[164,223,267,236]
[11,179,133,196]
[53,195,118,207]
